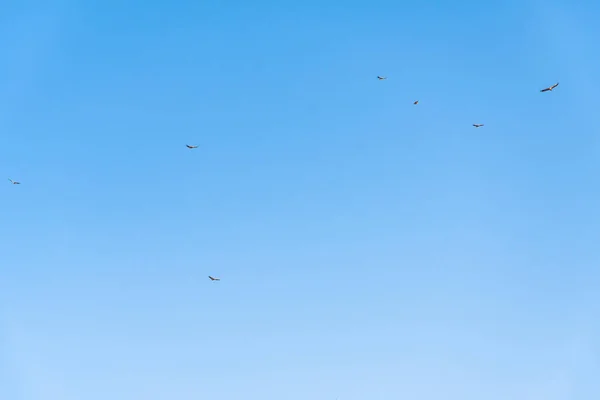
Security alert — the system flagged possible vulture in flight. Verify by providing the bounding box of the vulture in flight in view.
[413,100,419,105]
[540,82,559,92]
[473,124,484,128]
[8,178,20,184]
[377,76,387,80]
[208,276,220,281]
[186,144,198,149]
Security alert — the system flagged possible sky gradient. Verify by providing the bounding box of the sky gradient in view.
[1,0,599,399]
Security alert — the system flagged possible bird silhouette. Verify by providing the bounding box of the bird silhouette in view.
[208,276,220,281]
[540,82,559,92]
[8,178,20,184]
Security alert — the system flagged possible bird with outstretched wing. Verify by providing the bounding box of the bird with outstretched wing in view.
[540,82,559,92]
[208,276,220,281]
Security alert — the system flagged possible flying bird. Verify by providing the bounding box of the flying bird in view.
[377,76,387,80]
[186,144,198,149]
[473,124,484,128]
[8,178,20,184]
[413,100,419,105]
[540,82,559,92]
[208,276,220,281]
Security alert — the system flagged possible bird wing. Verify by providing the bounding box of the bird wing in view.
[541,88,550,92]
[552,82,559,89]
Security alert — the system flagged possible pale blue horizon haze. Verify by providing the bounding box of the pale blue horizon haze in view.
[1,1,599,399]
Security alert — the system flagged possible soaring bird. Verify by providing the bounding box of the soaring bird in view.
[473,124,484,128]
[377,76,387,80]
[208,276,220,281]
[540,82,559,92]
[413,100,419,105]
[8,178,20,184]
[186,144,198,149]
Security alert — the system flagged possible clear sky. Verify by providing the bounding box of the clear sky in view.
[1,0,599,399]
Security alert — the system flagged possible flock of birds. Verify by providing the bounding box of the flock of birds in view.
[376,75,559,129]
[7,76,561,282]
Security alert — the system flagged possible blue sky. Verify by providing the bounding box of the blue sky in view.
[1,0,599,399]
